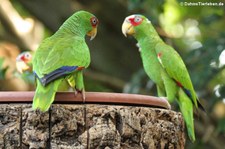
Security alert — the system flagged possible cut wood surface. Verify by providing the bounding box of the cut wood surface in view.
[0,92,185,149]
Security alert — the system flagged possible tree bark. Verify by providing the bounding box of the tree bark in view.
[0,104,185,149]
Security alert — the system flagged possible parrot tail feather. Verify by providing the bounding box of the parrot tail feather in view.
[182,88,193,102]
[182,85,206,112]
[32,80,60,112]
[197,100,206,112]
[178,88,195,142]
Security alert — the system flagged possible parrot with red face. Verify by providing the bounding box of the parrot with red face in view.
[16,51,33,74]
[15,51,35,84]
[122,14,204,142]
[32,11,98,112]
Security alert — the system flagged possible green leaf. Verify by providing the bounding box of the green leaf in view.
[0,58,8,79]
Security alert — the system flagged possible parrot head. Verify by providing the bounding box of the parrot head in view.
[16,51,32,73]
[122,14,152,39]
[64,11,99,41]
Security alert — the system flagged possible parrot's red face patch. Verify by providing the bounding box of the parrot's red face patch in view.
[90,17,99,28]
[21,53,32,63]
[128,15,143,26]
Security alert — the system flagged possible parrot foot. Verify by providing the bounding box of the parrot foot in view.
[81,88,86,102]
[160,97,171,110]
[74,89,78,96]
[74,88,86,103]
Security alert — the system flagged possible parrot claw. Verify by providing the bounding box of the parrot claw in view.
[74,89,78,96]
[81,88,86,103]
[160,97,171,110]
[74,88,86,103]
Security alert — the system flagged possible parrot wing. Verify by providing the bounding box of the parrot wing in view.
[155,42,198,107]
[33,35,89,82]
[32,37,53,77]
[35,66,85,86]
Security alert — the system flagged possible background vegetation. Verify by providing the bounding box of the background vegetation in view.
[0,0,224,148]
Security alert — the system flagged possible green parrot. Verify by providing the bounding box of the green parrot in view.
[122,14,204,142]
[15,51,35,84]
[32,10,98,112]
[16,51,33,74]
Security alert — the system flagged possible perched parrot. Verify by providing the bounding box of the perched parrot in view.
[32,10,98,112]
[16,51,33,74]
[16,51,35,84]
[122,14,204,142]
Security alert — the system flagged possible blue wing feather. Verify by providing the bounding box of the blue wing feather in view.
[34,66,78,86]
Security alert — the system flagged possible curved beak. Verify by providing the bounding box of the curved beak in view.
[87,27,97,41]
[16,61,30,73]
[122,20,135,37]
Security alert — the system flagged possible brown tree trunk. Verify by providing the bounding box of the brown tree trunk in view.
[0,104,185,149]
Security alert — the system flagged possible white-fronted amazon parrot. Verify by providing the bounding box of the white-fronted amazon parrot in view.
[16,51,35,84]
[16,51,33,74]
[122,14,204,142]
[32,10,98,112]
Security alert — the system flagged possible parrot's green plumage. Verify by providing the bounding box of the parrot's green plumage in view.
[16,51,33,74]
[15,51,35,84]
[32,10,98,112]
[122,14,204,142]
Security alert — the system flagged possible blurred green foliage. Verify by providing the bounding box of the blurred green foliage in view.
[0,58,7,80]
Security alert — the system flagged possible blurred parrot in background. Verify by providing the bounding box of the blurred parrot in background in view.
[16,51,33,74]
[32,10,98,112]
[15,51,35,84]
[122,14,204,142]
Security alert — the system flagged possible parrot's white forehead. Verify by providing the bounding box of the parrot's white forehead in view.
[16,52,31,61]
[16,53,23,61]
[125,15,151,24]
[125,15,137,20]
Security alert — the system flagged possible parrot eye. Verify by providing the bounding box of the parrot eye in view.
[134,16,142,23]
[128,15,143,26]
[90,17,98,27]
[25,53,31,59]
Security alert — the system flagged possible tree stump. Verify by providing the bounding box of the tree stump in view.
[0,92,185,149]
